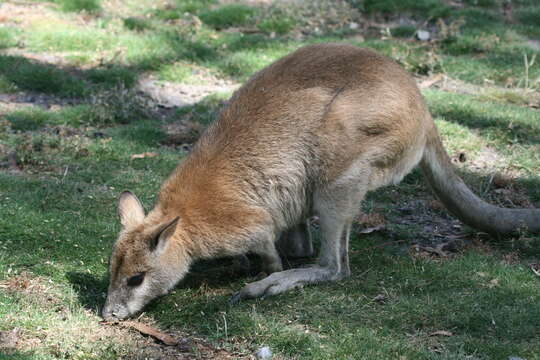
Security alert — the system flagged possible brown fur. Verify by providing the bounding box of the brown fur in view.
[102,43,540,320]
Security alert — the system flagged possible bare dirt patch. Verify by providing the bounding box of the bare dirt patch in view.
[138,75,238,108]
[0,92,77,115]
[0,2,62,28]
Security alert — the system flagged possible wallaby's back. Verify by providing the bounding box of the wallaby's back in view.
[160,44,430,228]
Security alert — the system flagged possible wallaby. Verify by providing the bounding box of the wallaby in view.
[102,43,540,320]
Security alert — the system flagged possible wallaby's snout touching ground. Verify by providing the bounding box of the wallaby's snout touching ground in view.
[102,43,540,320]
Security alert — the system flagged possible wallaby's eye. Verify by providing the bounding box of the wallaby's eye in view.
[127,272,145,287]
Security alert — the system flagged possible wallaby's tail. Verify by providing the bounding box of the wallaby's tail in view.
[420,129,540,236]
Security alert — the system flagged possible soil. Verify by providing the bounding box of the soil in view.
[137,75,239,109]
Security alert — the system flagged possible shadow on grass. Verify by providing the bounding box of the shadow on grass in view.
[0,350,38,360]
[436,106,540,145]
[0,55,138,97]
[426,91,540,146]
[66,271,108,313]
[0,27,288,98]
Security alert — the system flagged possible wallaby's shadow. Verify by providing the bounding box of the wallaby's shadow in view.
[66,271,108,314]
[177,255,263,290]
[177,253,315,290]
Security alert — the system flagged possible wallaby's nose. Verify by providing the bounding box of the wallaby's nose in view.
[101,305,117,321]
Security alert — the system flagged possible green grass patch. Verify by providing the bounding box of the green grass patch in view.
[0,27,20,49]
[5,89,149,131]
[174,93,228,125]
[199,4,258,29]
[0,55,86,97]
[56,0,101,13]
[25,22,125,52]
[152,0,217,20]
[6,108,54,131]
[462,0,501,7]
[362,0,452,19]
[515,6,540,27]
[424,90,540,182]
[391,25,416,38]
[157,63,194,83]
[257,14,297,35]
[123,16,153,32]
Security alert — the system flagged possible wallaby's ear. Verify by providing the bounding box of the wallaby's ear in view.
[150,217,180,254]
[118,191,145,228]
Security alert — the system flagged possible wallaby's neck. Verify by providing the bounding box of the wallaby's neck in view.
[151,155,266,260]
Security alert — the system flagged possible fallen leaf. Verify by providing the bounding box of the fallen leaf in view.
[130,152,158,160]
[429,330,453,337]
[123,321,178,346]
[100,321,179,346]
[488,278,500,288]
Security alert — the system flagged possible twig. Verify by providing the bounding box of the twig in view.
[61,166,69,183]
[222,312,228,341]
[523,53,537,90]
[482,173,495,197]
[100,321,178,346]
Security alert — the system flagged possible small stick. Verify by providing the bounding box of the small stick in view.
[101,321,178,346]
[124,321,178,346]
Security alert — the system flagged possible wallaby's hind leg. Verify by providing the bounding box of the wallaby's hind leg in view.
[231,185,364,302]
[277,220,314,259]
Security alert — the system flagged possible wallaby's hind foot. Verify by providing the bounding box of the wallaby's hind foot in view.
[230,265,344,303]
[277,220,314,259]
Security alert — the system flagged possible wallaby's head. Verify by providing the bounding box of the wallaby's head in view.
[102,191,189,321]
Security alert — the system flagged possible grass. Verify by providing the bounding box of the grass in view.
[362,0,452,19]
[56,0,101,13]
[199,4,258,29]
[1,0,540,359]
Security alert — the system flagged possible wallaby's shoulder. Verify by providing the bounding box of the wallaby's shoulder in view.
[234,43,400,92]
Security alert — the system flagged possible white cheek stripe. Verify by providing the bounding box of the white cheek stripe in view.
[126,280,151,314]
